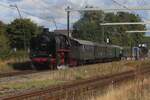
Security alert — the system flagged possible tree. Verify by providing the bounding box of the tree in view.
[7,18,42,49]
[0,21,10,58]
[73,10,146,47]
[115,12,145,46]
[73,7,105,43]
[103,12,145,46]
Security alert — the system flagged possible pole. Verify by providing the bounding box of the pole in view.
[102,13,105,43]
[16,5,26,51]
[52,18,57,30]
[67,6,70,38]
[10,4,26,51]
[15,5,22,19]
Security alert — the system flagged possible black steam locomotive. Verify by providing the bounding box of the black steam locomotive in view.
[30,29,123,69]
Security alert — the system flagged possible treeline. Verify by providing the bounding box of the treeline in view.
[0,11,147,58]
[0,19,42,58]
[73,11,145,47]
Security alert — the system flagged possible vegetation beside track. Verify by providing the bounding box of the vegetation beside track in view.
[0,60,13,73]
[92,77,150,100]
[0,60,150,96]
[0,50,29,73]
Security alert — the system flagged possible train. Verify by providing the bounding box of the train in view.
[30,29,123,69]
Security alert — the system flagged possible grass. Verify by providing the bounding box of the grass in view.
[51,60,150,81]
[92,77,150,100]
[0,60,150,96]
[0,51,29,73]
[0,60,14,73]
[0,79,65,91]
[0,79,66,96]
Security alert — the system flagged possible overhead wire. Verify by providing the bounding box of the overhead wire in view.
[111,0,148,36]
[0,2,55,27]
[111,0,149,22]
[42,0,83,29]
[32,0,58,29]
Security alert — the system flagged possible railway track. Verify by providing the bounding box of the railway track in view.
[0,70,38,78]
[1,66,150,100]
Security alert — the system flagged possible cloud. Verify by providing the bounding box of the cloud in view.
[0,0,150,35]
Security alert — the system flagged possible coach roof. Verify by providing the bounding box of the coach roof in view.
[71,38,95,45]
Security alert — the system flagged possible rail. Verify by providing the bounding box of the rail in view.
[1,66,150,100]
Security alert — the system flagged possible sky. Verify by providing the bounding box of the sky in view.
[0,0,150,35]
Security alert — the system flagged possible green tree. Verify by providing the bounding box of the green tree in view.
[73,10,145,47]
[102,12,145,46]
[116,12,145,46]
[0,21,10,58]
[73,9,105,43]
[7,18,42,49]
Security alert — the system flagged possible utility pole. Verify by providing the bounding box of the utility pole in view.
[67,6,70,38]
[52,18,58,30]
[101,13,105,44]
[10,4,26,51]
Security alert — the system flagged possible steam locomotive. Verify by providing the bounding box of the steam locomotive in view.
[30,29,123,69]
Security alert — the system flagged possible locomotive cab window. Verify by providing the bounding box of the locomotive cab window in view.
[55,35,69,49]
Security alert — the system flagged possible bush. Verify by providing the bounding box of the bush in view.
[0,21,10,59]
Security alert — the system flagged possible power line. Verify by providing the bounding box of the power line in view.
[0,2,8,7]
[0,2,54,25]
[100,22,150,26]
[111,0,149,21]
[111,0,128,9]
[32,0,58,29]
[137,0,148,21]
[10,4,22,19]
[82,0,89,7]
[65,6,150,12]
[126,30,150,33]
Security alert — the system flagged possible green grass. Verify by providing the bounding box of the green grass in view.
[0,80,66,91]
[0,60,14,73]
[0,60,150,96]
[92,77,150,100]
[0,50,29,73]
[0,79,67,96]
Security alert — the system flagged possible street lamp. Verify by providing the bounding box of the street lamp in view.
[10,4,26,51]
[10,4,22,19]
